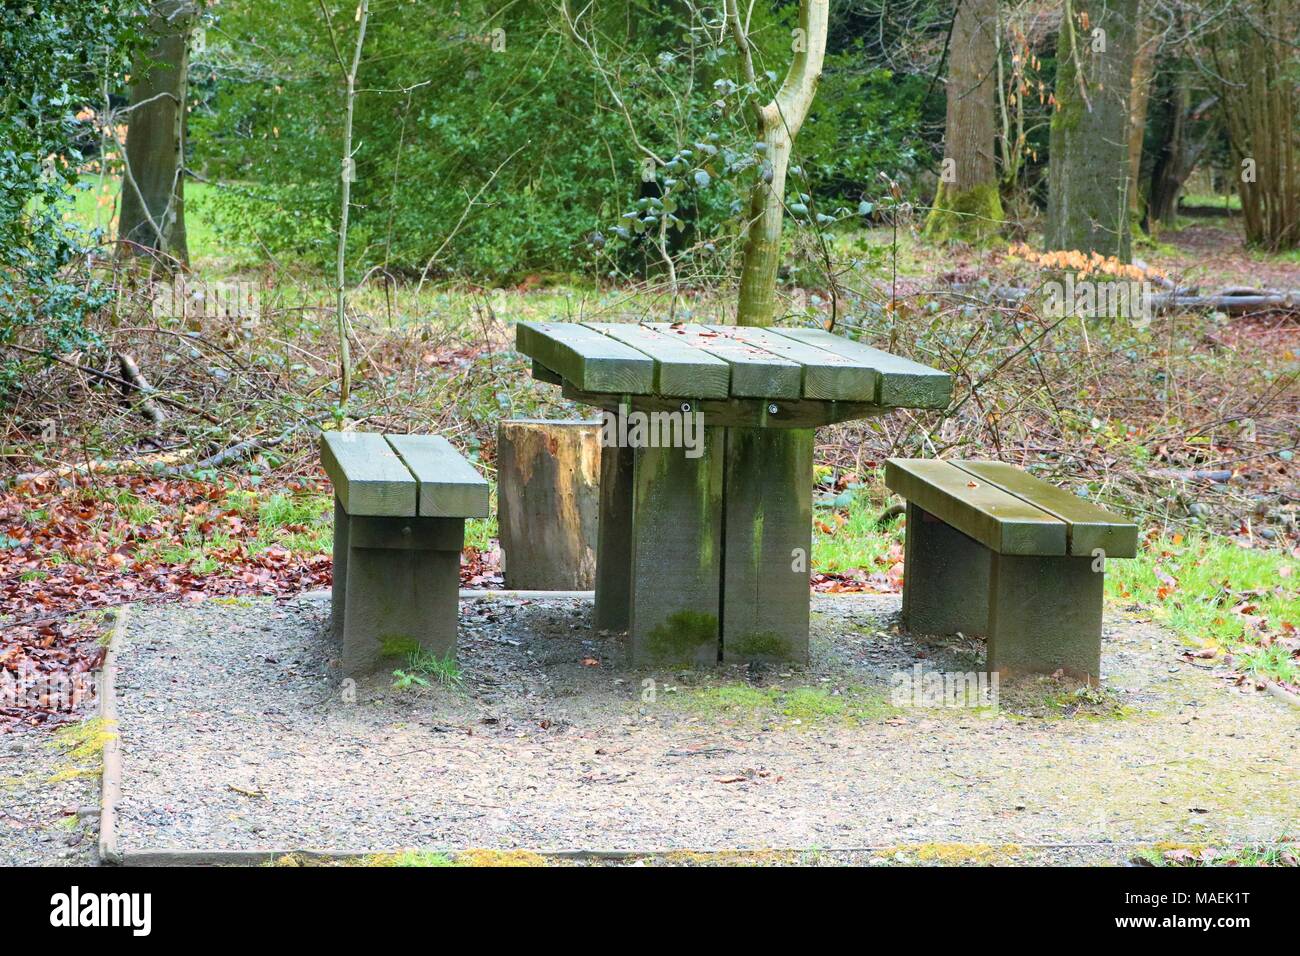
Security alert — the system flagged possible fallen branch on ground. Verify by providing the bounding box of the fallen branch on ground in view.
[116,353,167,425]
[0,343,222,424]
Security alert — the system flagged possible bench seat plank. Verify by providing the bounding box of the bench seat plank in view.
[320,432,418,517]
[953,461,1138,558]
[645,323,801,398]
[584,322,730,398]
[884,458,1066,555]
[516,321,654,394]
[771,328,951,408]
[386,434,489,519]
[707,325,880,402]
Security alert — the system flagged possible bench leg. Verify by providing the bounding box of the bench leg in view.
[594,441,634,631]
[331,496,349,649]
[900,503,991,637]
[987,553,1103,684]
[628,429,724,667]
[339,516,463,677]
[721,428,812,665]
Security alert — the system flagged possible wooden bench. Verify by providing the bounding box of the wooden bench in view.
[320,432,489,677]
[884,459,1138,683]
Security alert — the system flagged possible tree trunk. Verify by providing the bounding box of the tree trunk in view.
[925,0,1004,242]
[1046,0,1138,261]
[333,0,368,407]
[729,0,829,327]
[118,0,195,265]
[1146,66,1191,228]
[1125,3,1160,224]
[1211,0,1299,251]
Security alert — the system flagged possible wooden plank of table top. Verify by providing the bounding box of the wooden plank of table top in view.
[953,461,1137,558]
[386,434,489,519]
[320,432,417,517]
[584,322,730,398]
[884,458,1065,555]
[531,359,562,385]
[708,325,880,402]
[771,328,951,408]
[516,320,654,394]
[645,323,801,399]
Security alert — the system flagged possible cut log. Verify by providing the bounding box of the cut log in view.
[497,419,601,590]
[950,284,1300,315]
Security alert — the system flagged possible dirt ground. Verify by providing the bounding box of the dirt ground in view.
[100,591,1297,865]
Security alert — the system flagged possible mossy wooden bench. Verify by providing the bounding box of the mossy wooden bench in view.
[320,432,489,677]
[884,459,1138,683]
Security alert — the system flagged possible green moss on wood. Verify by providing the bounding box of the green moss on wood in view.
[730,631,790,659]
[646,610,719,666]
[924,181,1004,243]
[380,635,421,658]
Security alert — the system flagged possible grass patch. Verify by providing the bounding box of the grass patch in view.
[998,676,1133,720]
[1133,841,1298,867]
[68,175,254,268]
[252,490,332,555]
[811,472,904,575]
[1107,534,1299,685]
[678,683,896,725]
[393,646,464,691]
[1180,192,1242,211]
[465,514,497,552]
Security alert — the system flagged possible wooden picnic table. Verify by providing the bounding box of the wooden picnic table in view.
[516,320,951,667]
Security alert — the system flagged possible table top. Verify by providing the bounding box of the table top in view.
[516,321,951,409]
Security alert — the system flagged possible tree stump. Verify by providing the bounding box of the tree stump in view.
[497,419,601,590]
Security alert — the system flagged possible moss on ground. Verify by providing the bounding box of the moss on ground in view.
[45,717,116,784]
[454,849,548,867]
[657,849,797,867]
[998,676,1134,720]
[676,682,896,726]
[879,843,1023,866]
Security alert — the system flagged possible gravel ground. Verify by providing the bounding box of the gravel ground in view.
[109,592,1298,864]
[0,731,101,866]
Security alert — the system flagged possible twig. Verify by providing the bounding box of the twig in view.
[0,343,221,424]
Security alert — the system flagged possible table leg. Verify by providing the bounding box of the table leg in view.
[721,428,813,664]
[627,427,724,667]
[595,441,634,631]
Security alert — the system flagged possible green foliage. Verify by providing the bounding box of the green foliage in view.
[190,0,930,283]
[393,647,464,690]
[1107,534,1299,685]
[0,1,141,385]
